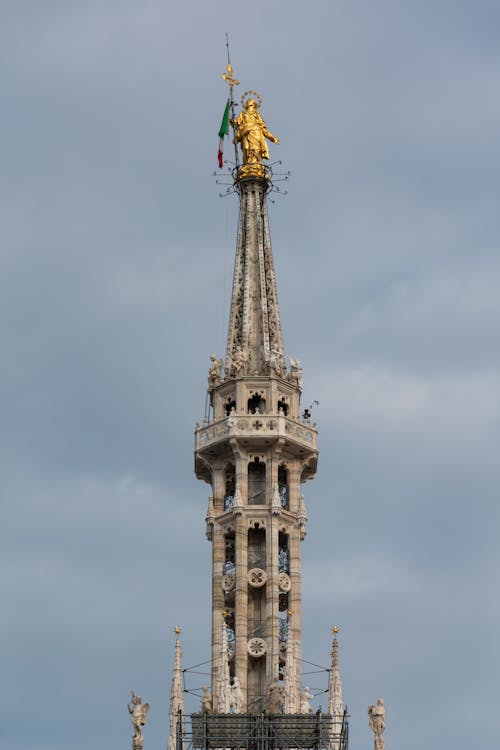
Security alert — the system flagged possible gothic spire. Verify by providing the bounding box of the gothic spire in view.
[214,617,231,713]
[284,636,299,713]
[167,629,185,750]
[328,628,344,750]
[225,174,286,379]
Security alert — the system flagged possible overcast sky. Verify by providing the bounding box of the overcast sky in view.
[2,2,500,749]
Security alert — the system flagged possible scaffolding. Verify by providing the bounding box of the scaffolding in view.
[177,712,349,750]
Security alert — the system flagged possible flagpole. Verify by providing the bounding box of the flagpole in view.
[224,33,240,169]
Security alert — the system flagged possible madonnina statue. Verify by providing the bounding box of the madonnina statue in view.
[232,93,279,177]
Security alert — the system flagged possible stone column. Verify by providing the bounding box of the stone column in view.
[288,524,302,687]
[234,513,248,708]
[211,522,226,693]
[266,513,280,690]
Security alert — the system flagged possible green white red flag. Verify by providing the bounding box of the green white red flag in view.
[218,98,230,168]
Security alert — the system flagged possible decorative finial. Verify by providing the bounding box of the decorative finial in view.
[222,63,240,90]
[287,610,293,618]
[174,626,181,635]
[333,626,340,635]
[222,608,229,619]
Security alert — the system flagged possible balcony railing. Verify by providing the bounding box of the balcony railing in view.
[195,415,317,452]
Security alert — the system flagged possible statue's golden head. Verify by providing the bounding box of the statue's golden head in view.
[245,98,257,110]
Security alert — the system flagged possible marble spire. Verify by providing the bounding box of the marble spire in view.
[225,177,286,379]
[214,617,231,713]
[284,636,299,713]
[328,629,344,750]
[167,630,185,750]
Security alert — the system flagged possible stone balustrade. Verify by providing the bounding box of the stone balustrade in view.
[195,414,318,452]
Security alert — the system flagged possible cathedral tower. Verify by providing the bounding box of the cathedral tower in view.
[194,88,318,714]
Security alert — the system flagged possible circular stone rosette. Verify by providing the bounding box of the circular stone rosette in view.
[278,572,291,592]
[247,637,267,657]
[222,573,236,592]
[248,568,267,588]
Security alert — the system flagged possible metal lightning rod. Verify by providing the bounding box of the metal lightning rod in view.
[222,33,240,169]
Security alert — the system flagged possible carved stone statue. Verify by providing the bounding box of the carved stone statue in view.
[128,691,149,748]
[201,686,212,712]
[268,680,284,713]
[289,357,303,388]
[228,677,243,713]
[231,347,248,376]
[300,686,314,714]
[208,354,223,388]
[368,698,386,750]
[232,94,279,177]
[268,348,286,377]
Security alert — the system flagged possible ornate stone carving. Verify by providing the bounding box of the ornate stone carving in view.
[247,637,267,657]
[228,677,244,713]
[205,496,215,541]
[128,691,149,749]
[297,494,308,539]
[233,483,243,515]
[201,686,212,713]
[222,572,236,592]
[288,357,303,388]
[278,572,291,592]
[368,698,386,750]
[248,568,267,588]
[271,483,282,515]
[208,355,223,389]
[267,680,284,712]
[268,348,286,377]
[229,347,248,377]
[300,686,314,714]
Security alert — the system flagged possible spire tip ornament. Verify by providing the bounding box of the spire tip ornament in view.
[232,92,279,179]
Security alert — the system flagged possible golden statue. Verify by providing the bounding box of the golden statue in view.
[232,91,279,177]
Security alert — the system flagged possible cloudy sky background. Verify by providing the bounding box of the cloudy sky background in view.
[2,1,499,749]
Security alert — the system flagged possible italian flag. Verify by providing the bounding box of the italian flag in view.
[217,98,230,168]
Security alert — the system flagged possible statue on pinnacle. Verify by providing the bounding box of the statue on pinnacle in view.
[232,91,279,178]
[128,691,149,749]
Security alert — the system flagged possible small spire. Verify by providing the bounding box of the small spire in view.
[271,483,281,515]
[284,636,299,713]
[214,615,231,712]
[233,483,243,515]
[205,497,215,540]
[328,628,344,750]
[167,628,184,750]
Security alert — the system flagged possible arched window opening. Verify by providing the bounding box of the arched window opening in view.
[277,398,289,416]
[224,533,235,574]
[248,393,266,414]
[248,458,266,505]
[225,396,236,416]
[278,532,289,573]
[278,464,289,509]
[224,465,235,510]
